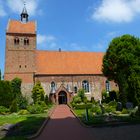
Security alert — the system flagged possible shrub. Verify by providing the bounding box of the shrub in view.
[102,90,108,99]
[73,96,82,104]
[91,97,96,104]
[102,90,110,103]
[45,94,49,105]
[74,103,92,109]
[71,102,76,108]
[27,104,44,114]
[90,104,102,115]
[17,95,28,109]
[104,105,116,113]
[121,108,129,114]
[83,97,88,103]
[10,100,18,113]
[38,101,47,109]
[78,89,85,102]
[32,81,45,104]
[0,106,9,114]
[18,109,29,115]
[108,101,117,107]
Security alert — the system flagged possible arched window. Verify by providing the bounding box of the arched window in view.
[82,80,90,92]
[106,80,110,93]
[14,37,19,45]
[74,86,78,93]
[51,82,56,93]
[24,38,29,45]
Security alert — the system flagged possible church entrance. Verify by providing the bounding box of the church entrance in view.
[58,91,67,104]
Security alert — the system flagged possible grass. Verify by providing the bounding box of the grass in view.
[0,104,54,139]
[73,108,140,126]
[0,113,47,139]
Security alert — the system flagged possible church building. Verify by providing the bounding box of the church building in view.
[4,6,117,104]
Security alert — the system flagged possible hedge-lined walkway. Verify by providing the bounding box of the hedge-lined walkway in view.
[35,105,140,140]
[35,105,93,140]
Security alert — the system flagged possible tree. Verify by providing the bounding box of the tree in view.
[0,69,1,81]
[102,34,140,106]
[11,77,22,98]
[0,80,14,107]
[32,81,45,104]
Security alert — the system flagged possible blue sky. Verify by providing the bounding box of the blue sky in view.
[1,0,140,75]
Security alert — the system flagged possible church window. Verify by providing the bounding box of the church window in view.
[24,38,29,45]
[74,86,78,93]
[82,80,90,92]
[106,80,110,93]
[51,82,56,93]
[14,37,19,45]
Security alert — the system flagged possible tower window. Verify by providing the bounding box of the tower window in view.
[14,38,19,45]
[24,38,29,45]
[82,80,90,92]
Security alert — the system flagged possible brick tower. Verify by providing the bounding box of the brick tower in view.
[4,5,36,84]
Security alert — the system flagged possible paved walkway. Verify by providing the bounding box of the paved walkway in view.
[35,105,140,140]
[35,105,93,140]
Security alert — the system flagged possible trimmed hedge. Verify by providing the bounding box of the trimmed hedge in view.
[0,106,9,114]
[74,103,92,109]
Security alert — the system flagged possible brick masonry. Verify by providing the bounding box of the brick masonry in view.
[4,19,118,103]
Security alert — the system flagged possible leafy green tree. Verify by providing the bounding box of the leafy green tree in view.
[0,80,14,107]
[11,77,22,98]
[32,81,45,104]
[102,34,140,106]
[0,69,1,81]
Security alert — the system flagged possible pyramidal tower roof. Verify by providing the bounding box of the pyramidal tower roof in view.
[20,2,29,23]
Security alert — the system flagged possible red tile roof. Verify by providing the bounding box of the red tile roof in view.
[36,51,104,75]
[6,20,36,34]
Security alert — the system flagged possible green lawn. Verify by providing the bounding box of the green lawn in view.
[0,113,48,139]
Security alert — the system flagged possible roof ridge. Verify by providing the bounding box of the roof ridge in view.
[36,50,105,53]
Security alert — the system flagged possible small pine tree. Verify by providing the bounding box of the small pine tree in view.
[78,89,86,102]
[32,81,45,104]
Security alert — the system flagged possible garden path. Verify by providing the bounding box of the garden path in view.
[35,105,140,140]
[35,105,93,140]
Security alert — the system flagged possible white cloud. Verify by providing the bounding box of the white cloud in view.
[37,34,56,45]
[37,34,57,50]
[0,0,6,17]
[7,0,39,16]
[37,34,47,45]
[0,6,6,17]
[92,0,140,23]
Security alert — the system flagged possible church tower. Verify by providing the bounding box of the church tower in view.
[4,5,36,83]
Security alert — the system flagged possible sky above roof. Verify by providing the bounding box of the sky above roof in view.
[1,0,140,75]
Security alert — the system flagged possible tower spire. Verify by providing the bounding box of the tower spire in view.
[21,1,29,23]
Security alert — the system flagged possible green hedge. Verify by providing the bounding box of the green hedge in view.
[0,106,10,114]
[74,103,92,109]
